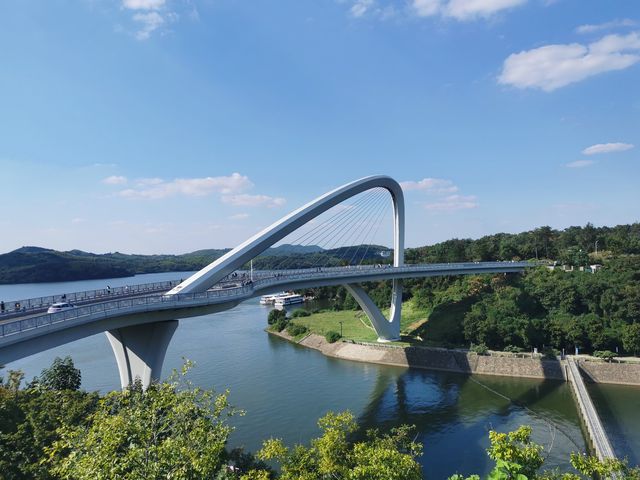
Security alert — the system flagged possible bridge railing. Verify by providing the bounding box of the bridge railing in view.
[0,261,536,340]
[0,280,184,317]
[0,283,257,339]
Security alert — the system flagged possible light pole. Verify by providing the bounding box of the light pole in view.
[339,321,343,338]
[595,240,599,256]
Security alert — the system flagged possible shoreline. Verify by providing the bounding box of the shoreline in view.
[267,330,640,386]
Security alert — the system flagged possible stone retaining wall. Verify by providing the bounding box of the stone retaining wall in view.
[578,360,640,386]
[295,334,566,381]
[272,331,638,385]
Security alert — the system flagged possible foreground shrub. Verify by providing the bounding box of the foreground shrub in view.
[48,362,238,480]
[449,425,639,480]
[291,309,311,318]
[242,411,423,480]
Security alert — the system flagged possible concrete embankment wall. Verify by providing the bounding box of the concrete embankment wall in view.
[577,360,640,386]
[272,331,640,385]
[290,333,567,381]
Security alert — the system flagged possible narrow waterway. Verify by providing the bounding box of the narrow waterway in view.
[1,272,614,478]
[589,382,640,466]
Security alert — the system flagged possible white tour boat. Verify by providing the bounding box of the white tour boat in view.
[274,293,305,306]
[260,292,288,305]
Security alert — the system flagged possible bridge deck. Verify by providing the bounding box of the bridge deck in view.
[0,261,534,350]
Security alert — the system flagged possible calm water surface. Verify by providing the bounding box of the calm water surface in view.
[0,272,609,478]
[589,382,640,466]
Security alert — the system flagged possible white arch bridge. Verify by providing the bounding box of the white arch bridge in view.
[0,176,535,388]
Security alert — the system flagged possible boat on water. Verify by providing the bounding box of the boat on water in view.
[260,292,288,305]
[274,293,305,306]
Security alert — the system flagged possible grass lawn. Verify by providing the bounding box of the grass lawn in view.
[289,299,431,344]
[287,297,473,347]
[290,309,379,342]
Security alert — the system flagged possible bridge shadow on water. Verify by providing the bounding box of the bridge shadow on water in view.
[350,354,584,479]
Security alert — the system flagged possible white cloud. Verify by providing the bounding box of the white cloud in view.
[71,218,87,224]
[566,160,595,168]
[222,194,286,208]
[444,0,526,21]
[400,178,459,194]
[576,19,637,35]
[137,177,164,186]
[499,32,640,91]
[103,175,128,185]
[229,213,250,220]
[133,11,165,40]
[123,0,165,10]
[582,142,635,155]
[351,0,374,17]
[423,194,479,212]
[402,177,477,212]
[410,0,526,20]
[120,0,190,40]
[119,173,253,199]
[412,0,442,17]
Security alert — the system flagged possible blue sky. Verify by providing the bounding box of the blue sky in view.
[0,0,638,254]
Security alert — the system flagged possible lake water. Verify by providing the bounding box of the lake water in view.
[4,271,629,478]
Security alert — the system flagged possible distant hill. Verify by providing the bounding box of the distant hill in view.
[0,243,387,284]
[264,244,324,256]
[3,222,638,284]
[0,247,229,284]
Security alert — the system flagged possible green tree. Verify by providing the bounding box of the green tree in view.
[31,356,81,391]
[0,383,98,479]
[622,323,640,355]
[48,363,238,480]
[268,308,287,325]
[243,411,422,480]
[486,426,543,479]
[3,370,24,393]
[449,425,639,480]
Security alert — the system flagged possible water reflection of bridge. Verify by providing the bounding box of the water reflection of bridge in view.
[354,367,585,478]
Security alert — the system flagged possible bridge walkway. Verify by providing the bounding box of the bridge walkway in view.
[566,356,617,463]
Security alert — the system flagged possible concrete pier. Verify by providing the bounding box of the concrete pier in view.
[566,357,617,461]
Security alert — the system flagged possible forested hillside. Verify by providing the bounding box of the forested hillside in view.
[300,223,640,356]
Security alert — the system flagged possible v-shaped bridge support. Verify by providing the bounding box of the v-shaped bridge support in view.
[345,279,403,342]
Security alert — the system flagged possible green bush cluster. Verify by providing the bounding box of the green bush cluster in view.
[325,331,342,343]
[267,309,287,325]
[470,343,489,355]
[273,319,289,332]
[291,309,311,318]
[594,350,617,362]
[504,345,525,353]
[285,322,308,337]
